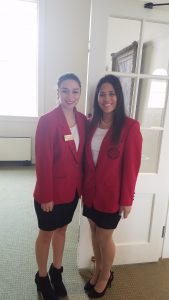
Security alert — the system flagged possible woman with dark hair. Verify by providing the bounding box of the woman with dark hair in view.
[34,73,86,300]
[82,74,142,298]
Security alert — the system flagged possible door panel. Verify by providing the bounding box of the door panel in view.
[78,0,169,267]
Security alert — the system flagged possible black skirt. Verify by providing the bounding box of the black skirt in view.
[83,205,121,229]
[34,192,79,231]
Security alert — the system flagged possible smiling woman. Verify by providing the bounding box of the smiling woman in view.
[33,72,87,300]
[0,0,38,117]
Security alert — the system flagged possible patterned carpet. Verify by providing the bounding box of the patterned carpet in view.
[0,164,169,300]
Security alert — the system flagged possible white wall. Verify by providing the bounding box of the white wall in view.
[0,0,91,163]
[42,0,90,114]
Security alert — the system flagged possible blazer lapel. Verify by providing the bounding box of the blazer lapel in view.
[57,106,78,162]
[96,128,112,166]
[75,111,85,159]
[86,125,97,170]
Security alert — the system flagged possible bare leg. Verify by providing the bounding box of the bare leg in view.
[94,227,115,292]
[52,225,68,268]
[35,229,54,276]
[88,219,102,285]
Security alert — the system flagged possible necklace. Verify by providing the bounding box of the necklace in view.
[62,108,76,128]
[99,118,112,129]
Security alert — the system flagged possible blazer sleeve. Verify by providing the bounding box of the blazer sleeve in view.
[120,121,142,206]
[35,116,54,203]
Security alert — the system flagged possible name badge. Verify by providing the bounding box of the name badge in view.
[64,134,74,141]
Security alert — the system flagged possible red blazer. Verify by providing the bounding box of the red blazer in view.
[34,105,86,204]
[82,117,142,213]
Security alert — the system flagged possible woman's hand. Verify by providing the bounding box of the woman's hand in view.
[119,206,132,219]
[41,201,54,212]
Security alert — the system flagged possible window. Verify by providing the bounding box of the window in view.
[148,69,167,108]
[0,0,38,117]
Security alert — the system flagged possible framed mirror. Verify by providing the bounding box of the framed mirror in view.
[105,17,141,73]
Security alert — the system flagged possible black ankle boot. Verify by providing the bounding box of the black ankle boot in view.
[49,264,67,297]
[35,272,58,300]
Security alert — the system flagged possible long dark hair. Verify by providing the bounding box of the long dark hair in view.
[90,74,126,144]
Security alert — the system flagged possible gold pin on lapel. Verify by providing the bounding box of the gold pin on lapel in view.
[64,134,74,141]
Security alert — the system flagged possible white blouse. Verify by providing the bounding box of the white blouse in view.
[91,127,108,165]
[70,124,79,151]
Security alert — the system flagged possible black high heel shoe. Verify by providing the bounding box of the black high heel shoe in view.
[84,280,95,293]
[87,271,114,298]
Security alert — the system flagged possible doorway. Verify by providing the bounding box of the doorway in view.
[78,0,169,268]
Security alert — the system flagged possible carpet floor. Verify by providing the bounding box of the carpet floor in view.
[0,164,169,299]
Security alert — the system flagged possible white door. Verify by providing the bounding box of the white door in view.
[78,0,169,268]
